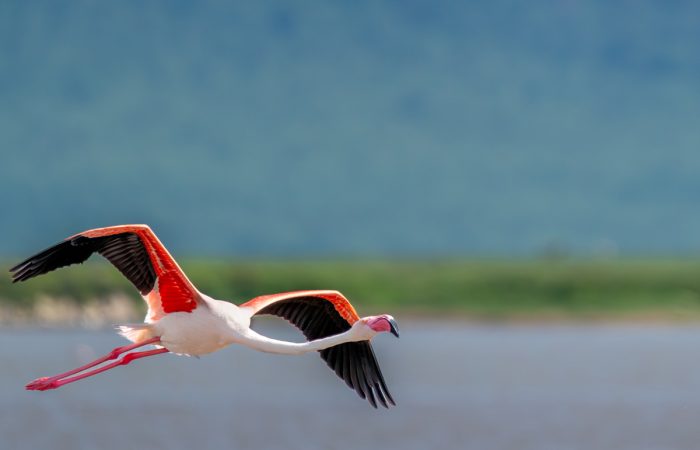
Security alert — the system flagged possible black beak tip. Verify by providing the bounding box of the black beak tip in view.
[389,318,400,338]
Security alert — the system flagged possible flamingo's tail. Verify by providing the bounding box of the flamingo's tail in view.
[116,323,155,344]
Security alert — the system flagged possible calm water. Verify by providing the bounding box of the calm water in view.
[3,322,700,450]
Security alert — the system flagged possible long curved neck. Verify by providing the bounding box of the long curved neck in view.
[241,328,361,355]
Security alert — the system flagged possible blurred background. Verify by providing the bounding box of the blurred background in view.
[2,1,700,449]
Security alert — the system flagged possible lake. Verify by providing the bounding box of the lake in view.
[2,321,700,450]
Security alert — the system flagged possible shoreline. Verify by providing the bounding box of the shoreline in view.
[4,295,700,328]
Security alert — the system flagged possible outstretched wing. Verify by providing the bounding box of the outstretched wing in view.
[10,224,200,322]
[241,290,395,408]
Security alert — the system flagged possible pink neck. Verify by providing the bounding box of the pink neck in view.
[240,328,361,355]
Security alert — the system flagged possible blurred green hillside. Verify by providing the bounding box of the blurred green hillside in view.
[4,259,700,320]
[2,1,700,256]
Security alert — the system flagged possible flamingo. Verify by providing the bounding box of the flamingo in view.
[10,225,398,408]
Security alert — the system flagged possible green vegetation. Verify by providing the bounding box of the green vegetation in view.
[3,259,700,320]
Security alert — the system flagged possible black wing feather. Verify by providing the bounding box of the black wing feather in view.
[10,233,157,295]
[257,296,395,408]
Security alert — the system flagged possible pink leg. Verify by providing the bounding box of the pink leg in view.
[26,348,169,391]
[26,337,163,391]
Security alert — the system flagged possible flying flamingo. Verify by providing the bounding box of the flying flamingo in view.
[10,225,398,408]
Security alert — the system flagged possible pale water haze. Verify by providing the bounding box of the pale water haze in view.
[3,322,700,450]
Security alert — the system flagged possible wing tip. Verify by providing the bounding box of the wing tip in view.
[9,262,31,282]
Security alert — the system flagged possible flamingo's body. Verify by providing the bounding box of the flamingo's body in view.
[11,225,398,408]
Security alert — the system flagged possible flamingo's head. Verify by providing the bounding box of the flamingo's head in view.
[359,314,400,338]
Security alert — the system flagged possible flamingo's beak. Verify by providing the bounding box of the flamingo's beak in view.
[388,318,400,338]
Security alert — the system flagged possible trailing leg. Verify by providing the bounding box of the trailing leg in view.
[26,337,163,391]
